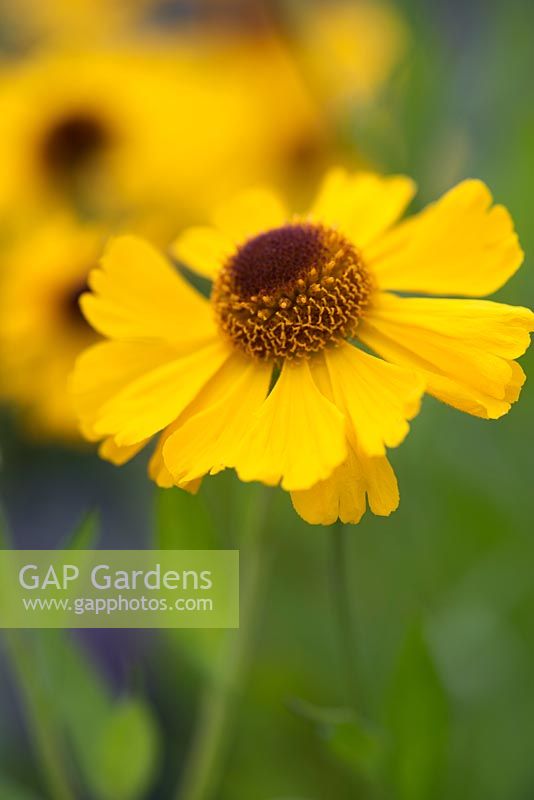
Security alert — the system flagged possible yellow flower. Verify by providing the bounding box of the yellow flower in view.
[0,215,104,439]
[294,1,408,109]
[0,43,319,227]
[71,170,533,524]
[0,0,151,47]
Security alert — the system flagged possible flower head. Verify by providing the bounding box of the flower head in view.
[0,215,104,439]
[71,170,533,524]
[212,221,372,360]
[295,0,408,109]
[0,0,150,47]
[0,43,319,225]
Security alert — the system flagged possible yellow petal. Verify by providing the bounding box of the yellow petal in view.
[359,292,534,419]
[311,168,415,248]
[291,447,366,525]
[163,353,272,484]
[148,420,181,488]
[148,421,202,494]
[82,235,216,344]
[98,437,148,466]
[504,361,526,404]
[291,349,403,525]
[298,1,407,105]
[291,444,398,525]
[182,479,203,495]
[213,187,288,244]
[320,342,424,457]
[366,180,524,297]
[71,340,181,442]
[358,447,400,516]
[231,359,347,491]
[88,338,233,446]
[171,226,233,280]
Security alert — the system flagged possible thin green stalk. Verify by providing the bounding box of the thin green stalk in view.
[176,485,272,800]
[4,631,75,800]
[1,515,75,800]
[329,521,360,709]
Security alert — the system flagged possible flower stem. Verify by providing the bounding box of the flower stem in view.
[4,631,75,800]
[176,485,272,800]
[1,515,74,800]
[329,520,360,709]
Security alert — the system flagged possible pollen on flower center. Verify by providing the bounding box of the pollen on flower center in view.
[212,222,371,361]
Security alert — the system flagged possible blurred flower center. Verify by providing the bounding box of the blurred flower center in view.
[40,112,111,179]
[213,222,371,361]
[285,131,328,176]
[63,279,90,329]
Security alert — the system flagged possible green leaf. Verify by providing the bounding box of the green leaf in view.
[328,719,383,780]
[289,696,356,727]
[289,698,384,781]
[92,698,159,800]
[386,622,449,800]
[63,511,100,550]
[30,633,160,800]
[33,631,111,780]
[155,486,216,549]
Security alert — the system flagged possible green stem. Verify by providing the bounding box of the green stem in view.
[4,631,75,800]
[330,521,360,709]
[1,515,74,800]
[176,486,272,800]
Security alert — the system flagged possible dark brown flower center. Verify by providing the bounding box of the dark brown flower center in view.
[64,280,88,325]
[231,224,330,296]
[41,112,110,178]
[213,222,371,361]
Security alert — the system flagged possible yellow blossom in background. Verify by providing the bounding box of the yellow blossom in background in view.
[0,215,105,439]
[190,31,331,200]
[0,48,189,222]
[294,0,408,110]
[71,169,533,524]
[0,40,320,233]
[0,0,153,47]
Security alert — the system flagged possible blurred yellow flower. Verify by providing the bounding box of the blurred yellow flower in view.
[0,215,104,440]
[71,170,533,524]
[0,42,320,229]
[193,32,329,197]
[294,1,408,109]
[0,0,152,46]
